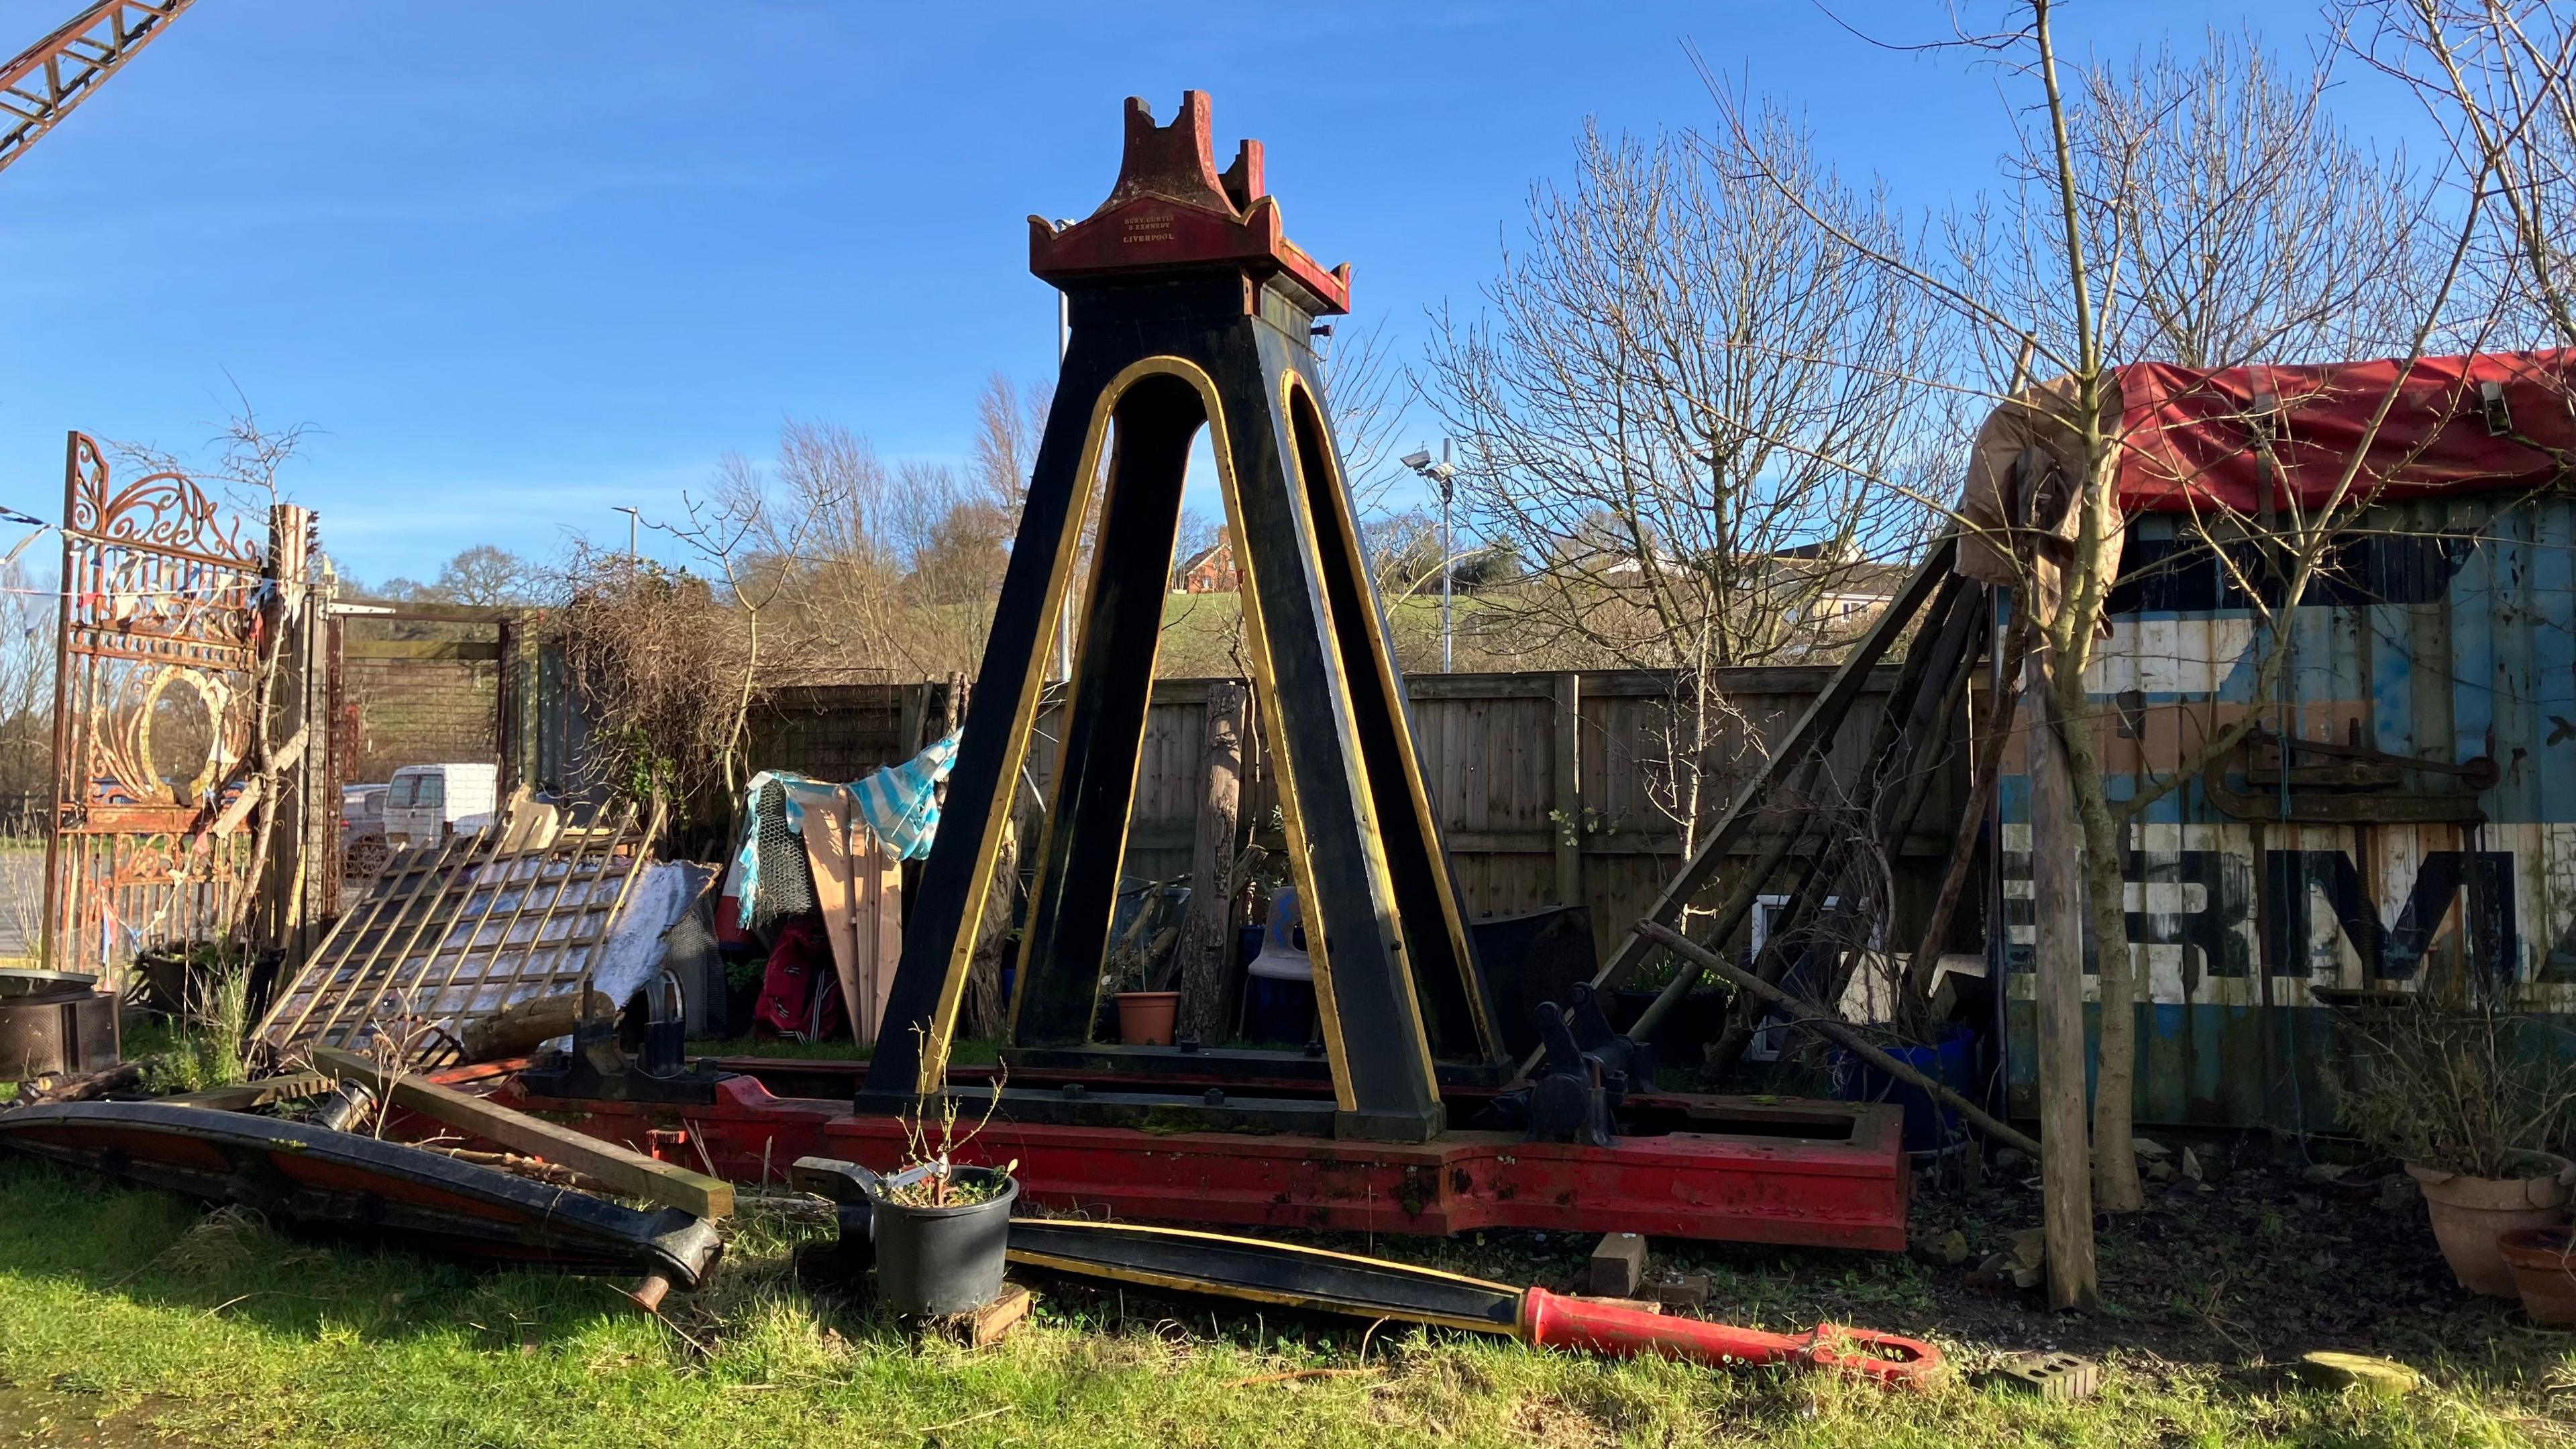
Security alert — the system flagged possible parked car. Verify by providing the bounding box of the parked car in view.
[339,783,388,844]
[339,782,390,878]
[382,763,500,848]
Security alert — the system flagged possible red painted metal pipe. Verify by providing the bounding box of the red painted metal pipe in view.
[1519,1288,1943,1391]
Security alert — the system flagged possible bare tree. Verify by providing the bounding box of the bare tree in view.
[1424,111,1944,863]
[1315,317,1409,515]
[2082,30,2439,366]
[552,551,749,807]
[647,450,837,796]
[1701,4,2485,1292]
[747,420,1018,685]
[0,557,51,804]
[1949,20,2474,1222]
[430,545,539,607]
[2353,0,2576,343]
[972,372,1051,522]
[557,401,1049,814]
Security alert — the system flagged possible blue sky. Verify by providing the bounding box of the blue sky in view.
[0,1,2383,585]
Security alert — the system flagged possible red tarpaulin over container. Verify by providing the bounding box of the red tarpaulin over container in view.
[1955,349,2576,584]
[2116,350,2576,513]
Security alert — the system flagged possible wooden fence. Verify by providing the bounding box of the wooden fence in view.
[739,667,1966,961]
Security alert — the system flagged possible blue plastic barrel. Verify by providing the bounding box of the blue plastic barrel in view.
[1831,1025,1976,1152]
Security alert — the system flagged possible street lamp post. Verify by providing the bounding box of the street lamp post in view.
[611,506,640,562]
[1440,439,1455,674]
[1401,442,1460,672]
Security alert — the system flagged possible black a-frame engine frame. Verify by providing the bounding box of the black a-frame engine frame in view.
[861,91,1500,1142]
[493,91,1921,1252]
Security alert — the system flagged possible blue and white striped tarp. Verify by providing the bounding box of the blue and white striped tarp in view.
[729,731,960,930]
[851,729,957,860]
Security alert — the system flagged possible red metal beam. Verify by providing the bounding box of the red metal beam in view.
[474,1071,1915,1252]
[1,1,194,176]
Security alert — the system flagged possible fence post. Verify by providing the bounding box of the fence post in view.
[1554,672,1583,909]
[292,559,337,965]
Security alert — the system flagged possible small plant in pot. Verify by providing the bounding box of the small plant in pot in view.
[864,1055,1019,1318]
[1103,878,1187,1046]
[2324,986,2576,1299]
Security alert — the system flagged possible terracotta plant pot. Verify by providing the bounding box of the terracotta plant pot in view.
[1116,991,1180,1046]
[2407,1154,2576,1297]
[2498,1227,2576,1326]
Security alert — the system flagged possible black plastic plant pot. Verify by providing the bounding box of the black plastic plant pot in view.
[864,1166,1020,1316]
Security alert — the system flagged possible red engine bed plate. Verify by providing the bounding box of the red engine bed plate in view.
[479,1069,1911,1252]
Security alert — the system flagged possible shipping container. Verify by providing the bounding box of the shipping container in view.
[1996,352,2576,1129]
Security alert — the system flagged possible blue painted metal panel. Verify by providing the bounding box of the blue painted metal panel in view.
[2002,494,2576,1129]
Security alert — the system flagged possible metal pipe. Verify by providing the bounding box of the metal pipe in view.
[625,1273,673,1314]
[1440,439,1454,673]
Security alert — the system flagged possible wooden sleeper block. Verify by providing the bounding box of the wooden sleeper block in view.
[1588,1232,1646,1297]
[926,1283,1034,1348]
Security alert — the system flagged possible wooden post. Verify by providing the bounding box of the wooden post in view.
[1174,679,1247,1043]
[1552,672,1583,909]
[292,563,337,966]
[898,681,928,760]
[250,504,313,954]
[2025,665,2099,1311]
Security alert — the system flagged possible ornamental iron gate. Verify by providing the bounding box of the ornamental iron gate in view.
[42,431,317,985]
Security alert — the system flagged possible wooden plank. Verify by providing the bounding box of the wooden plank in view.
[1582,537,1956,1000]
[309,1046,734,1218]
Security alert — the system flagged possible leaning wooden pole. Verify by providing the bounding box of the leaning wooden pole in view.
[1898,606,2035,1019]
[1635,920,2041,1159]
[1524,536,1958,1080]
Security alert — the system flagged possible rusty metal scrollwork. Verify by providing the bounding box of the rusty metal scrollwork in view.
[44,431,271,981]
[64,432,262,566]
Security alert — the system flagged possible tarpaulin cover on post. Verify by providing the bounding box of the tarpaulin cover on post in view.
[722,731,959,1046]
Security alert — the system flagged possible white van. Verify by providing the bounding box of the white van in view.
[382,763,500,848]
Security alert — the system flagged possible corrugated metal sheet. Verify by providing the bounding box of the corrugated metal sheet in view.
[2002,495,2576,1128]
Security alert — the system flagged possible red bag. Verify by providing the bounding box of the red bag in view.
[753,914,845,1040]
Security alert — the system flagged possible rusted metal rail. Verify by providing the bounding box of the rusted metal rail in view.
[1,1,194,174]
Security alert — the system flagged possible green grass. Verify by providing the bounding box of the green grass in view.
[0,1157,2563,1448]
